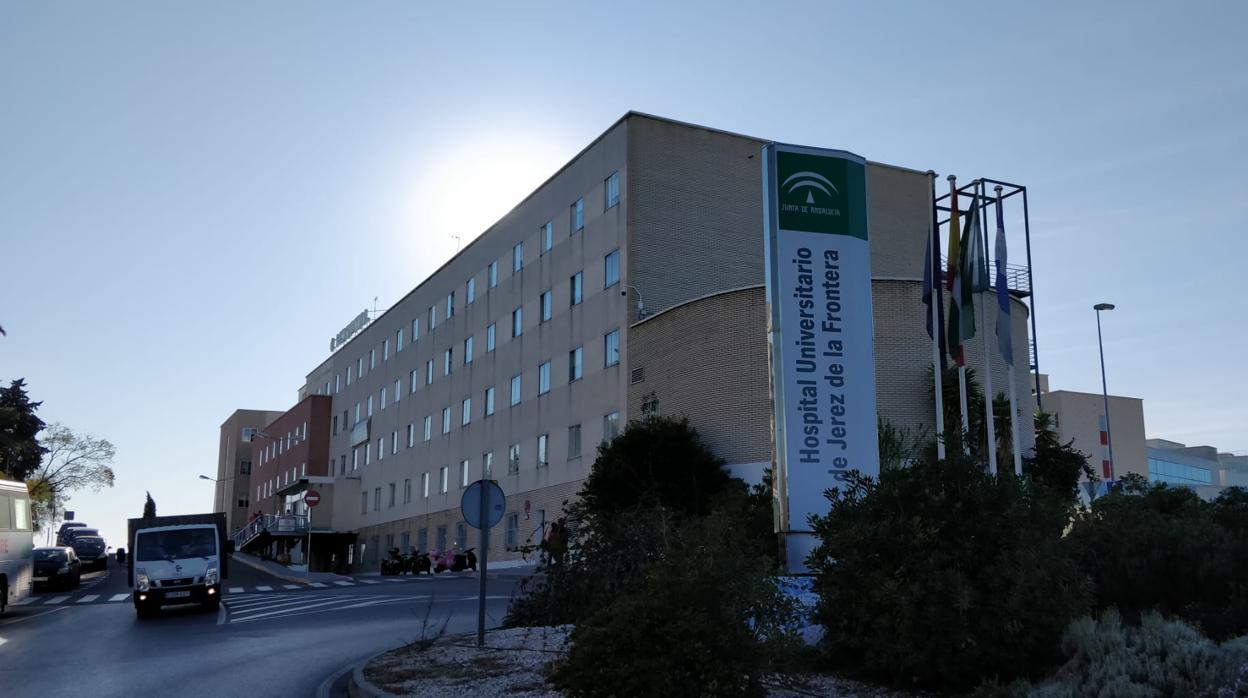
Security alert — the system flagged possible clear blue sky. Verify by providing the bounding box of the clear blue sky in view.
[2,2,1244,545]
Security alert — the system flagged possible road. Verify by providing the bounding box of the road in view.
[0,557,526,697]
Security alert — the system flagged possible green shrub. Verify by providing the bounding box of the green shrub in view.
[808,451,1091,689]
[1022,610,1248,697]
[1065,480,1248,639]
[547,497,801,698]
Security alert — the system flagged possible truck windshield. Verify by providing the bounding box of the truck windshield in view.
[135,529,216,561]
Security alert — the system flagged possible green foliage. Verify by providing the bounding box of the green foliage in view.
[1065,480,1248,639]
[143,491,156,518]
[1025,413,1095,502]
[876,418,921,473]
[0,378,47,481]
[505,416,750,628]
[578,415,733,520]
[1020,610,1248,697]
[808,450,1091,689]
[548,497,801,698]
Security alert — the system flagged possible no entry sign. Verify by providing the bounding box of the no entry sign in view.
[304,490,321,507]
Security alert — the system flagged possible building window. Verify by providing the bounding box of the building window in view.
[410,369,418,395]
[441,407,451,434]
[404,478,412,504]
[483,451,493,477]
[383,339,389,361]
[512,307,523,337]
[391,430,398,454]
[537,434,549,468]
[538,361,551,395]
[423,416,432,442]
[237,497,249,509]
[400,531,410,550]
[407,423,415,448]
[436,525,447,552]
[357,357,364,378]
[377,437,384,461]
[605,171,620,209]
[510,375,522,406]
[428,305,436,331]
[513,242,524,272]
[239,460,252,475]
[569,346,583,382]
[422,472,430,498]
[334,374,341,394]
[439,466,449,493]
[352,447,359,471]
[570,271,583,306]
[568,425,582,459]
[464,336,474,365]
[394,378,401,404]
[455,522,467,550]
[426,360,434,385]
[505,513,519,547]
[373,487,381,511]
[446,291,454,320]
[381,386,387,410]
[508,444,520,474]
[460,460,470,488]
[604,411,621,441]
[397,328,404,353]
[443,348,453,376]
[361,492,368,514]
[604,249,620,288]
[462,397,472,426]
[540,221,553,253]
[540,290,552,322]
[412,318,420,342]
[486,323,496,352]
[367,395,374,418]
[346,365,353,386]
[466,277,476,304]
[605,329,620,367]
[242,427,257,442]
[388,483,396,508]
[417,528,428,550]
[488,260,498,288]
[571,198,584,233]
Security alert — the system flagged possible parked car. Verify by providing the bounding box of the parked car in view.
[61,527,99,546]
[56,522,88,546]
[32,547,81,590]
[70,535,108,571]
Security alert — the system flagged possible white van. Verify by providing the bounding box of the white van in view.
[131,523,224,617]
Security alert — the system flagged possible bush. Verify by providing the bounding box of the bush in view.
[808,451,1091,689]
[1065,481,1248,639]
[1020,610,1248,697]
[547,496,802,698]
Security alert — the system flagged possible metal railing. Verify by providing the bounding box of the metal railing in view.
[937,256,1031,296]
[231,514,309,549]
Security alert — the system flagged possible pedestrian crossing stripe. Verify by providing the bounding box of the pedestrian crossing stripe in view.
[283,584,299,589]
[358,579,379,584]
[76,595,99,603]
[44,596,70,605]
[229,587,244,593]
[332,581,353,586]
[255,585,272,592]
[309,582,327,588]
[110,594,130,602]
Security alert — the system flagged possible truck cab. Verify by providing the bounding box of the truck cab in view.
[131,523,224,617]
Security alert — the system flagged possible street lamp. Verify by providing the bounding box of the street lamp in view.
[1094,303,1116,482]
[199,474,229,513]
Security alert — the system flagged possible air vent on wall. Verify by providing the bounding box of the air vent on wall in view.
[630,367,645,384]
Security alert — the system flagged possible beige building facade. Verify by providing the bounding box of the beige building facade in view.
[1043,389,1148,481]
[292,113,1038,570]
[215,409,283,533]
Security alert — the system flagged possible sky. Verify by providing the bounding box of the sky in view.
[1,2,1245,546]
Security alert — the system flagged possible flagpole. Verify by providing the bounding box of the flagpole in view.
[997,185,1024,475]
[928,171,946,460]
[977,182,998,475]
[949,175,970,452]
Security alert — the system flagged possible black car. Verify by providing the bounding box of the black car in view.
[70,535,109,571]
[56,521,88,546]
[32,547,82,590]
[61,527,99,546]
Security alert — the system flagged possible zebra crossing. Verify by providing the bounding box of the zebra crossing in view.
[220,592,433,625]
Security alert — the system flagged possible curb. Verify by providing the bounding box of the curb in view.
[347,647,401,698]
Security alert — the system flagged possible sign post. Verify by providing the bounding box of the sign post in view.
[304,490,321,579]
[461,479,505,648]
[762,144,880,573]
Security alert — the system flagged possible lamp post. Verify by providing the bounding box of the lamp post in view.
[1094,303,1116,481]
[199,474,229,513]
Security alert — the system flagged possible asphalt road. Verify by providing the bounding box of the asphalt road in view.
[0,557,525,697]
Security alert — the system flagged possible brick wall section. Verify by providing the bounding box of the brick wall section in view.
[628,281,1037,466]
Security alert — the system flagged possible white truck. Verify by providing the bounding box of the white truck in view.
[126,513,231,618]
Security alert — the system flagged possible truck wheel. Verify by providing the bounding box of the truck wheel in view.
[135,603,157,619]
[202,598,221,613]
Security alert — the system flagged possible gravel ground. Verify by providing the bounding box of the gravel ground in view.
[362,626,926,697]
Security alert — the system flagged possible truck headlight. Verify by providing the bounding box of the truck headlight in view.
[204,564,219,586]
[135,568,151,592]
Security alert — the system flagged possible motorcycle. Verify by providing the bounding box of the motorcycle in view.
[410,551,432,575]
[380,547,406,576]
[459,548,477,572]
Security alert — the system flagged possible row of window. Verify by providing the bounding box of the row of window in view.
[1147,457,1213,485]
[257,422,308,468]
[330,330,620,439]
[255,462,308,501]
[321,170,620,399]
[345,412,620,488]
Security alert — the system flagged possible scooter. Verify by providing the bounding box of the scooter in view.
[410,551,432,575]
[380,547,405,575]
[454,548,477,572]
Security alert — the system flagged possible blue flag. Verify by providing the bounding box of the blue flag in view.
[994,196,1013,366]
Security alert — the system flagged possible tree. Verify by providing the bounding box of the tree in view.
[0,378,47,481]
[26,424,116,529]
[143,492,156,518]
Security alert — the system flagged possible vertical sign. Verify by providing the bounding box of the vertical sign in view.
[763,144,880,573]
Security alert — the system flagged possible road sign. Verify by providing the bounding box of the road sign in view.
[305,491,321,507]
[65,511,75,521]
[460,480,505,530]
